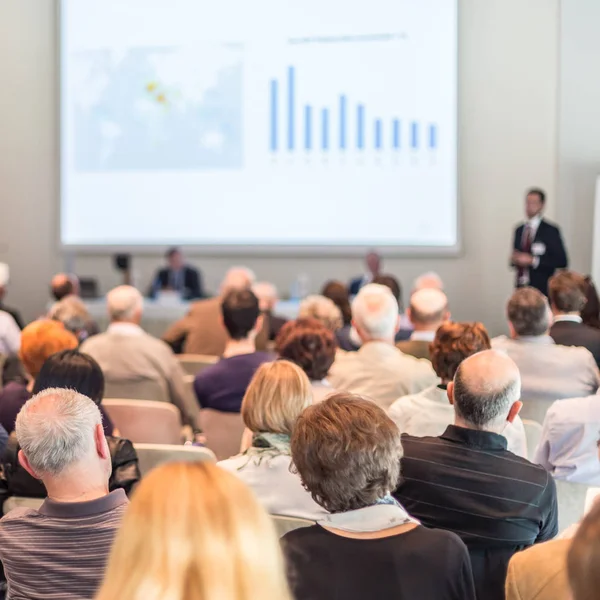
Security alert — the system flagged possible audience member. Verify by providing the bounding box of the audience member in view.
[389,322,527,457]
[394,350,558,600]
[397,288,450,359]
[582,275,600,329]
[283,393,476,600]
[149,247,203,300]
[194,289,271,413]
[298,295,343,332]
[329,284,436,409]
[96,462,292,600]
[0,389,128,600]
[0,320,78,433]
[219,360,325,520]
[48,294,99,342]
[413,271,444,292]
[534,395,600,484]
[163,266,269,355]
[276,318,337,402]
[252,281,287,340]
[373,273,413,340]
[81,286,198,426]
[50,273,79,301]
[0,263,24,329]
[567,500,600,600]
[492,287,600,422]
[0,310,21,356]
[1,349,139,501]
[348,250,382,295]
[549,270,600,366]
[321,280,352,326]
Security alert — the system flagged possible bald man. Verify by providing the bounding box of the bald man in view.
[397,288,450,360]
[50,273,80,301]
[394,350,558,600]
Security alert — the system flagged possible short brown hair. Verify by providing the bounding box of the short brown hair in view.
[549,271,587,313]
[568,499,600,600]
[507,287,550,336]
[430,322,491,381]
[291,393,402,513]
[275,318,337,381]
[372,274,402,307]
[241,360,312,435]
[321,281,352,326]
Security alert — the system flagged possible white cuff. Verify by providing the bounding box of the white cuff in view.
[532,257,540,269]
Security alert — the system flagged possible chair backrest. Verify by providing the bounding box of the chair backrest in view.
[200,408,245,461]
[556,479,591,534]
[133,443,215,476]
[103,399,182,444]
[521,418,543,460]
[178,354,219,377]
[272,515,314,537]
[104,378,169,403]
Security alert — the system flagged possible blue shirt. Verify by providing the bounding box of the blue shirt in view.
[193,352,272,412]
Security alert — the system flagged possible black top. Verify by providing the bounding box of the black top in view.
[550,319,600,367]
[150,265,203,300]
[394,425,558,600]
[282,524,475,600]
[512,219,568,296]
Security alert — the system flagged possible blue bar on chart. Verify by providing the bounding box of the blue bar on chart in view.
[411,121,419,149]
[321,108,329,150]
[339,95,346,150]
[287,66,295,151]
[374,119,382,150]
[357,105,365,150]
[392,119,400,150]
[429,124,437,149]
[304,106,312,151]
[270,80,277,152]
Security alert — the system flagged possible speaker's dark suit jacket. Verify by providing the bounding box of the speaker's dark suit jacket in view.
[550,319,600,368]
[513,219,568,296]
[150,265,203,300]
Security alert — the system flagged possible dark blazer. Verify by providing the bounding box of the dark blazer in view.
[348,276,367,296]
[396,339,431,361]
[550,319,600,368]
[150,265,203,300]
[513,219,568,296]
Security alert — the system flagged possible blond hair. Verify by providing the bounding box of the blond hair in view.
[96,462,291,600]
[242,360,312,435]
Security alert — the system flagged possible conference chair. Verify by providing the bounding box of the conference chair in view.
[521,418,543,460]
[555,479,593,534]
[200,408,245,461]
[177,354,219,377]
[103,399,183,445]
[104,377,169,403]
[133,443,215,476]
[272,515,314,537]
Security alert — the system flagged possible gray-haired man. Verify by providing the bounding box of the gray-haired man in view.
[0,388,128,600]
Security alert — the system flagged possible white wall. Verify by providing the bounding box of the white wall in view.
[0,0,563,335]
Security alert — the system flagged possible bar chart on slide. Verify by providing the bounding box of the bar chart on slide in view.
[269,65,438,155]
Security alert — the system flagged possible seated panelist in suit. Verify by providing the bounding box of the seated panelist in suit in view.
[149,247,203,300]
[348,250,382,296]
[511,188,568,297]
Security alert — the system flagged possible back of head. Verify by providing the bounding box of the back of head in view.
[430,322,491,381]
[351,283,398,341]
[252,281,278,312]
[582,276,600,329]
[242,360,312,435]
[106,285,143,322]
[507,287,551,337]
[321,280,352,326]
[221,289,260,340]
[96,462,291,600]
[50,273,75,301]
[409,288,449,328]
[20,320,79,379]
[276,318,337,381]
[16,388,102,476]
[413,271,444,293]
[291,392,402,513]
[372,274,402,308]
[568,500,600,600]
[220,266,256,296]
[32,349,105,406]
[452,350,521,430]
[298,295,343,332]
[549,271,587,314]
[48,295,91,336]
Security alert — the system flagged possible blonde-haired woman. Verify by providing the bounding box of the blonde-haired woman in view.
[96,462,291,600]
[219,360,327,520]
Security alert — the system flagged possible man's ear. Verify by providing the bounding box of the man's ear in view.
[94,424,109,460]
[508,321,517,339]
[507,401,523,424]
[254,314,264,334]
[18,450,40,480]
[447,381,455,406]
